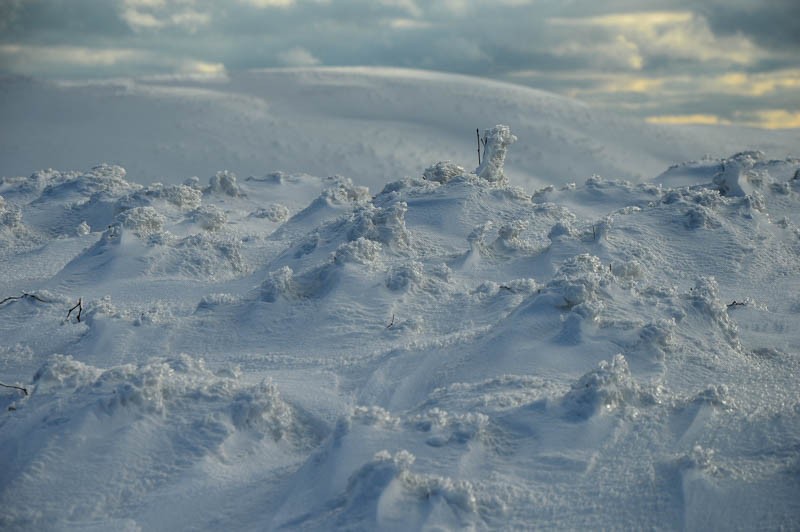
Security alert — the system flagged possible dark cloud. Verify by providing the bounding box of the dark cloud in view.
[0,0,797,127]
[0,0,129,40]
[695,0,800,51]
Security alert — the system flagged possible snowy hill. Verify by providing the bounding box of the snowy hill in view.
[1,123,799,529]
[2,68,799,192]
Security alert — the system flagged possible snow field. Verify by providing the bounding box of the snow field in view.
[0,127,799,529]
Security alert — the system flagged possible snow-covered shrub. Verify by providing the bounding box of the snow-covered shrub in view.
[116,206,165,237]
[386,261,425,291]
[493,220,529,252]
[183,176,202,189]
[75,221,91,236]
[344,450,478,518]
[686,276,739,347]
[32,354,103,392]
[333,237,382,265]
[0,196,22,228]
[320,176,370,205]
[423,161,465,184]
[207,170,242,197]
[377,176,431,197]
[689,384,735,410]
[231,379,295,441]
[683,205,719,229]
[639,319,675,351]
[161,233,245,277]
[610,259,644,281]
[476,124,517,183]
[197,292,240,310]
[250,204,290,222]
[713,151,764,197]
[155,184,203,210]
[260,266,295,302]
[548,253,609,308]
[347,202,410,251]
[562,354,640,418]
[548,220,577,240]
[192,204,227,231]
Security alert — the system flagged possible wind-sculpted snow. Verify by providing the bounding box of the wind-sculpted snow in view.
[0,354,326,530]
[1,130,800,530]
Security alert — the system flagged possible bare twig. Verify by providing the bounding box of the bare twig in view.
[386,314,395,329]
[727,300,746,308]
[476,128,482,166]
[0,382,28,396]
[67,298,83,322]
[0,292,48,306]
[0,295,23,306]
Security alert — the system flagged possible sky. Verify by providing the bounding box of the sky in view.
[0,0,797,129]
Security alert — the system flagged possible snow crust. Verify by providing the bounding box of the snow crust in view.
[2,83,800,531]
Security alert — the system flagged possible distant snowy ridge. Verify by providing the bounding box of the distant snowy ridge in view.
[3,67,799,192]
[1,128,800,530]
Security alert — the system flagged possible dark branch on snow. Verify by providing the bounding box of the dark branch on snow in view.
[67,298,83,322]
[0,292,48,306]
[0,382,28,396]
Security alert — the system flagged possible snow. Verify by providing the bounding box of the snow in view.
[1,68,800,530]
[2,68,799,192]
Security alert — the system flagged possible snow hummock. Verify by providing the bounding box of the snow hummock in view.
[1,113,800,530]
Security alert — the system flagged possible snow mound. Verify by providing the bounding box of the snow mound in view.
[422,161,465,184]
[561,354,659,419]
[341,449,479,530]
[0,354,325,529]
[27,354,314,444]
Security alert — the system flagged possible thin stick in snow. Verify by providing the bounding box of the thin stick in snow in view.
[67,298,83,322]
[0,382,28,396]
[477,128,482,166]
[0,292,48,306]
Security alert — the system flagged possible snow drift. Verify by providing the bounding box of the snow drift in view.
[1,125,800,530]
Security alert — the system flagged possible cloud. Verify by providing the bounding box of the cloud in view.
[697,0,800,51]
[0,44,146,68]
[0,43,225,79]
[239,0,295,8]
[646,114,731,126]
[547,11,761,68]
[646,110,800,130]
[120,0,212,32]
[385,18,433,30]
[276,47,321,67]
[0,0,796,129]
[735,110,800,130]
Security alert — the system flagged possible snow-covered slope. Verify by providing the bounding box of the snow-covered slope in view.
[2,68,798,192]
[1,126,799,529]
